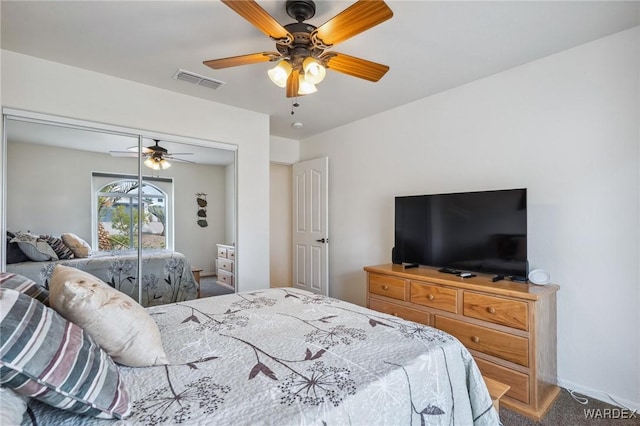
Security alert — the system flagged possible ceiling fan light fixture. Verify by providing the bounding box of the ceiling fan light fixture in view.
[144,156,171,171]
[268,60,293,88]
[302,57,326,84]
[297,76,317,95]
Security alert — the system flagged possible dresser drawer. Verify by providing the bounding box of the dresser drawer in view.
[369,298,430,325]
[217,246,228,258]
[216,269,234,288]
[464,292,528,331]
[218,258,234,273]
[226,248,235,260]
[368,274,406,300]
[435,316,529,367]
[475,358,530,404]
[410,282,457,313]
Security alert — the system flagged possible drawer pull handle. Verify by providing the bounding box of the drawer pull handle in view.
[471,336,480,343]
[382,285,389,291]
[487,307,496,314]
[427,294,435,301]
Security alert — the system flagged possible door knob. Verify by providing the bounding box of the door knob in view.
[316,238,328,243]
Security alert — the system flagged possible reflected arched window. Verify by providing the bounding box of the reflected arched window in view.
[96,179,168,251]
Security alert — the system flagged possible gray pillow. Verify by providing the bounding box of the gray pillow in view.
[6,232,30,264]
[10,232,58,262]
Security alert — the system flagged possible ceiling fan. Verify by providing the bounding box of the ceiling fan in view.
[203,0,393,97]
[110,140,195,170]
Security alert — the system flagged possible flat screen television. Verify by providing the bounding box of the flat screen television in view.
[393,188,528,279]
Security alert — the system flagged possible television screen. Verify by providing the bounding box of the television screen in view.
[394,188,527,279]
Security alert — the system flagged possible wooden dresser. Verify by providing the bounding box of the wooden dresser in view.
[216,243,235,291]
[364,264,560,420]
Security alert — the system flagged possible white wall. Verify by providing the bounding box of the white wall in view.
[171,161,227,275]
[270,135,299,164]
[300,28,640,409]
[1,50,270,292]
[269,163,292,287]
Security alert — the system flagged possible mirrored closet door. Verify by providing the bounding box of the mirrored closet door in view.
[2,110,237,305]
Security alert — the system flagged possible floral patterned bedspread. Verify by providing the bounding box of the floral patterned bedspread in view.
[5,249,197,307]
[26,288,500,425]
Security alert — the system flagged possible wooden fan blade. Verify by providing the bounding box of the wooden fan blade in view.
[313,0,393,47]
[109,151,138,158]
[204,52,280,69]
[322,52,389,82]
[222,0,292,42]
[286,69,300,98]
[122,145,154,154]
[167,157,196,164]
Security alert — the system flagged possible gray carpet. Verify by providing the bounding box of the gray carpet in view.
[500,388,639,425]
[198,275,234,297]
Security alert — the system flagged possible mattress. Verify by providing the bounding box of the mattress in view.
[25,288,499,425]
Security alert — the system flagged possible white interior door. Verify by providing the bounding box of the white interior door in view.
[292,157,328,295]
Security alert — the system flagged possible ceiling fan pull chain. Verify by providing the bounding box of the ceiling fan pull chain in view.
[291,99,300,115]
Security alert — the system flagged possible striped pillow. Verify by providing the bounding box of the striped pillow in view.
[0,288,131,419]
[0,272,50,306]
[40,235,75,260]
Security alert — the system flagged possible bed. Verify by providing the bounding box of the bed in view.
[5,249,198,307]
[18,287,500,425]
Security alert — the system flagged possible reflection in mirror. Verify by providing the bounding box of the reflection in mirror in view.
[141,138,237,298]
[3,114,236,305]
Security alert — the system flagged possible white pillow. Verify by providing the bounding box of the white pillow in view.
[49,265,169,367]
[61,232,92,258]
[10,232,58,261]
[0,388,28,425]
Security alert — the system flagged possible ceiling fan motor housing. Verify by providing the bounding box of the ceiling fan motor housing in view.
[286,0,316,22]
[278,21,322,65]
[149,140,168,154]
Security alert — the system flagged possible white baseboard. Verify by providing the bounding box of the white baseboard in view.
[558,377,640,412]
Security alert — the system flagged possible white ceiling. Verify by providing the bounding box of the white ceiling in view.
[2,1,639,140]
[6,118,237,166]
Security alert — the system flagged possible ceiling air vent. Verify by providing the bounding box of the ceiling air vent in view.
[172,69,225,90]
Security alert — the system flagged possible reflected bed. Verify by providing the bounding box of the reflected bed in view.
[5,249,197,307]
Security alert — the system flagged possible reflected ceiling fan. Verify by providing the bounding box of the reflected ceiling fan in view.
[110,140,195,170]
[204,0,393,97]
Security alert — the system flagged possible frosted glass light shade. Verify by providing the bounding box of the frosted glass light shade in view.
[144,157,158,170]
[144,157,171,170]
[268,61,293,88]
[302,57,326,84]
[297,76,317,95]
